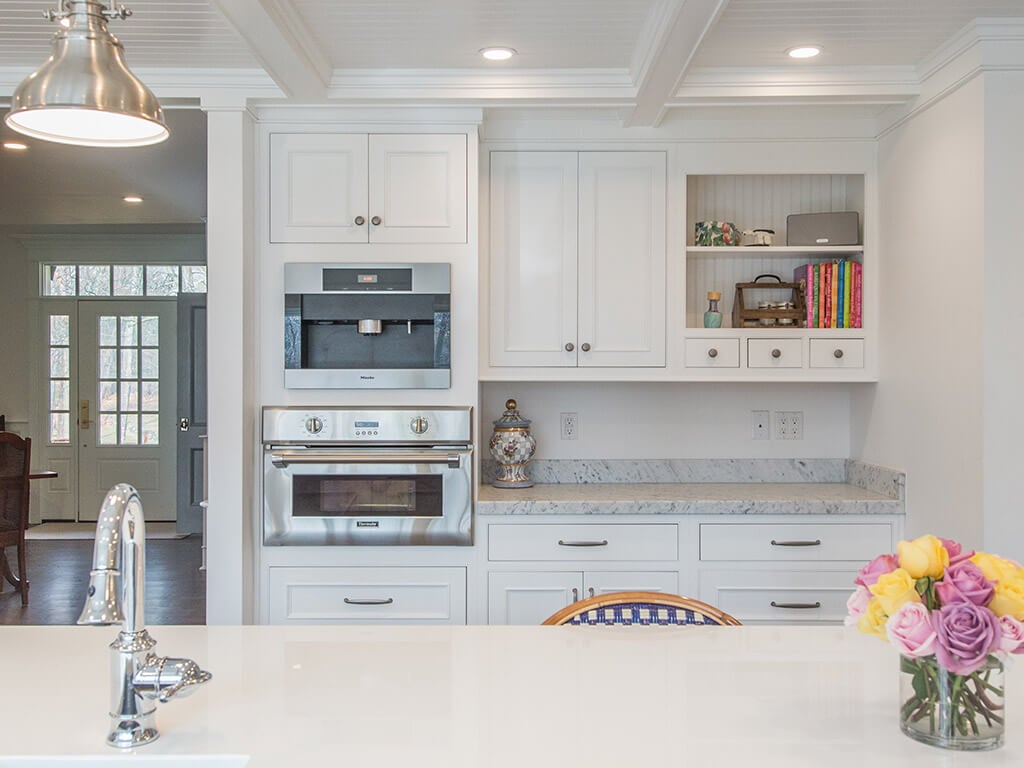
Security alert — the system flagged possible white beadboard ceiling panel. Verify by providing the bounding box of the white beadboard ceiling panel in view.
[691,0,1024,68]
[292,0,659,69]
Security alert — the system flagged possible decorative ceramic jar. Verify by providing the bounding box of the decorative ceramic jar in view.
[694,220,739,246]
[489,399,536,488]
[898,654,1005,751]
[703,291,722,328]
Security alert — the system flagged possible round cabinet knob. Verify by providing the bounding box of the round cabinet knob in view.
[707,348,718,358]
[371,216,382,226]
[833,348,844,359]
[354,216,366,226]
[771,348,782,359]
[564,342,575,352]
[581,343,591,352]
[305,416,324,434]
[410,417,429,435]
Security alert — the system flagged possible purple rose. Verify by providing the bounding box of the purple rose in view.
[855,553,899,588]
[940,537,975,565]
[935,561,995,607]
[932,602,1001,675]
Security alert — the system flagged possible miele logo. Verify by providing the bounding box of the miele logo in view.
[360,375,376,381]
[356,521,380,528]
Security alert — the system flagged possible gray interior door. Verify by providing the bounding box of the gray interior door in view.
[176,294,207,534]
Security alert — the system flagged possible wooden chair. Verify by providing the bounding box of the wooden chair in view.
[0,432,31,606]
[542,590,741,626]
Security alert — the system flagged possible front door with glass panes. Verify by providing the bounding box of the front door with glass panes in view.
[38,263,204,523]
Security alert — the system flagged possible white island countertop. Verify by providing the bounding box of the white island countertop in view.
[477,482,903,515]
[0,625,1016,767]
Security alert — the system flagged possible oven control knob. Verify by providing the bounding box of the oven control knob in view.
[305,416,324,435]
[410,417,429,435]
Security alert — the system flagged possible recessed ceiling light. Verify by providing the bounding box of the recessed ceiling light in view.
[123,195,144,204]
[480,46,517,61]
[786,45,822,59]
[3,141,28,151]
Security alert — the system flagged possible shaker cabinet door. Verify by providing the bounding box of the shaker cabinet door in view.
[488,571,583,625]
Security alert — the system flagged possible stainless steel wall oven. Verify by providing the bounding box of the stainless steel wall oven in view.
[262,406,472,546]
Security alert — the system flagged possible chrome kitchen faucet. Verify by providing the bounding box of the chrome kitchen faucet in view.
[78,483,211,748]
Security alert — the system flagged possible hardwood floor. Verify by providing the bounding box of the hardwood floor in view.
[0,536,205,625]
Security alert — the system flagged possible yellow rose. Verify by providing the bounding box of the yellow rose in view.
[857,596,889,639]
[897,535,949,579]
[869,568,922,615]
[989,578,1024,620]
[970,552,1023,583]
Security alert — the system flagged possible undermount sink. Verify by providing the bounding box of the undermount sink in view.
[0,757,249,768]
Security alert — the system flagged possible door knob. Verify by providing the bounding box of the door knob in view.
[581,343,591,352]
[78,399,91,429]
[564,342,574,352]
[371,216,382,226]
[354,216,366,226]
[179,417,190,431]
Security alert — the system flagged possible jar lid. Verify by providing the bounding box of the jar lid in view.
[706,291,721,300]
[493,398,531,428]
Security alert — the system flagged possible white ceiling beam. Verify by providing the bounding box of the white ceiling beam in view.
[210,0,330,101]
[623,0,730,127]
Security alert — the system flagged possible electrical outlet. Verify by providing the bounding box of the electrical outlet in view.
[560,412,578,440]
[775,411,804,440]
[751,410,770,440]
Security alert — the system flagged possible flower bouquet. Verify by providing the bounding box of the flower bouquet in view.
[848,535,1024,750]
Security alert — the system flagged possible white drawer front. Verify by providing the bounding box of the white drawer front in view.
[685,338,740,368]
[488,524,678,562]
[586,570,679,595]
[809,338,865,368]
[700,523,892,562]
[747,338,803,368]
[699,569,855,624]
[268,566,466,624]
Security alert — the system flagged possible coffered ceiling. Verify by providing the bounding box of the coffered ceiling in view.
[0,0,1021,225]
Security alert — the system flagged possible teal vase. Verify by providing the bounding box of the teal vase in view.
[704,292,722,328]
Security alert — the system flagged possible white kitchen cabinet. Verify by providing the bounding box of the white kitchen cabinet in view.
[488,150,666,368]
[267,566,466,625]
[270,133,467,244]
[488,569,679,625]
[488,522,678,562]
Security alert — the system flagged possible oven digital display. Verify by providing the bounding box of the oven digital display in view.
[354,421,379,428]
[291,475,443,518]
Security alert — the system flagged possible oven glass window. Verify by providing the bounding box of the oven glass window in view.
[292,475,443,518]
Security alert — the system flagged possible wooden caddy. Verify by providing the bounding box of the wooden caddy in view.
[732,275,807,328]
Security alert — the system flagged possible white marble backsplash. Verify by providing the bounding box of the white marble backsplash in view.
[845,460,905,500]
[480,458,848,485]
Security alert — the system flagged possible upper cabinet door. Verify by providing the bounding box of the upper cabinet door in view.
[269,133,369,243]
[577,152,666,367]
[488,151,579,367]
[368,134,468,244]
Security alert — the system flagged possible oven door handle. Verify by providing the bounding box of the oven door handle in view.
[270,450,463,469]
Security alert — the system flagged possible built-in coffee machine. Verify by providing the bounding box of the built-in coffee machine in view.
[284,263,450,389]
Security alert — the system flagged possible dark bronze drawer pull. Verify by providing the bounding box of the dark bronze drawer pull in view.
[770,539,821,547]
[770,601,822,610]
[558,539,609,547]
[343,597,394,606]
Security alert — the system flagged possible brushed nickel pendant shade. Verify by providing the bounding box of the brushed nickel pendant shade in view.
[5,1,168,147]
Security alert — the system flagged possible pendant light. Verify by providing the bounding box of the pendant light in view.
[5,1,168,147]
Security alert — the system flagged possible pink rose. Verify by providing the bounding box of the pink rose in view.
[933,602,1001,675]
[997,615,1024,655]
[855,553,899,588]
[845,585,872,626]
[940,537,975,565]
[886,602,937,657]
[935,561,994,607]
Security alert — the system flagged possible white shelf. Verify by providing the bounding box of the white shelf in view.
[686,246,863,256]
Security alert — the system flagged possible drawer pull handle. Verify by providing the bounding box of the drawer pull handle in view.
[833,348,844,359]
[707,348,718,358]
[588,587,596,598]
[343,597,394,606]
[771,601,822,610]
[770,539,822,547]
[771,348,782,359]
[558,539,609,547]
[572,588,579,602]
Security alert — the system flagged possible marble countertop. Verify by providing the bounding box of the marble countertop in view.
[0,625,1017,767]
[477,482,903,515]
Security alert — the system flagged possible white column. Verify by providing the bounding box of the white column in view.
[202,96,257,623]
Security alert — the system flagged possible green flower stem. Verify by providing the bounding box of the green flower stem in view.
[899,655,1005,745]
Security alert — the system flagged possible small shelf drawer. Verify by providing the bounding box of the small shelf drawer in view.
[747,338,802,368]
[809,338,864,368]
[685,338,739,368]
[699,569,856,624]
[489,523,678,562]
[268,566,466,624]
[700,523,892,562]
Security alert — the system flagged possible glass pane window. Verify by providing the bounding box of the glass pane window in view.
[47,313,71,444]
[41,263,206,297]
[181,265,208,293]
[146,265,179,296]
[98,313,159,446]
[79,266,111,296]
[113,265,144,296]
[43,265,76,296]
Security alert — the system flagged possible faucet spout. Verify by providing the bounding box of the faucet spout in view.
[78,483,211,749]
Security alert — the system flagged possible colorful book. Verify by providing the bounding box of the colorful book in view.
[793,264,812,328]
[823,263,832,328]
[831,262,840,328]
[844,261,852,328]
[815,263,824,328]
[836,261,845,329]
[853,261,863,328]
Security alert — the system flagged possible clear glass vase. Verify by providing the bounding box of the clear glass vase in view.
[899,654,1005,750]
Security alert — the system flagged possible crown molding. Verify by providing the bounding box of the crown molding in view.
[251,105,485,126]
